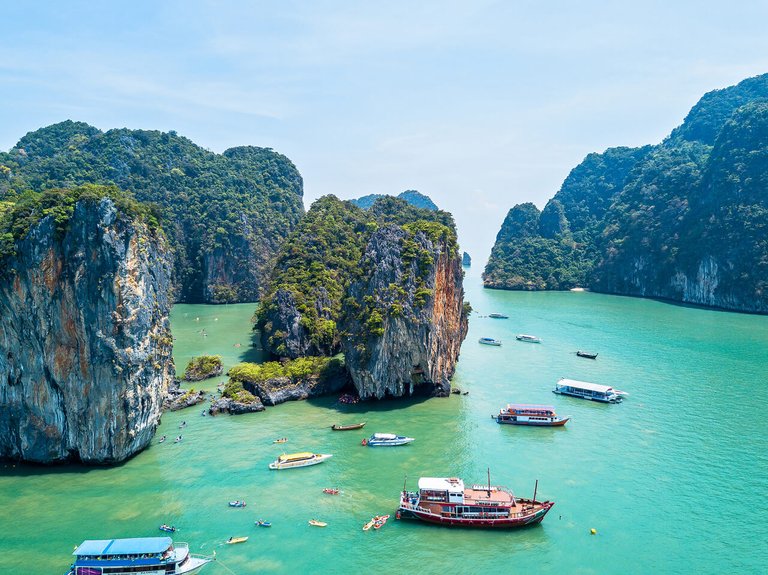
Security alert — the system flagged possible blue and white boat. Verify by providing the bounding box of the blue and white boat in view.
[478,337,502,346]
[553,378,622,403]
[66,537,212,575]
[363,433,415,446]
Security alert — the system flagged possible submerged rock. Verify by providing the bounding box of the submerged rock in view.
[0,195,173,464]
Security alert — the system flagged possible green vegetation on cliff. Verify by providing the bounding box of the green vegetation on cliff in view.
[485,73,768,311]
[351,190,439,211]
[256,194,460,358]
[0,121,304,302]
[228,355,344,387]
[0,184,161,261]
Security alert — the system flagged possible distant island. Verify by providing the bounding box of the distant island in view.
[484,73,768,313]
[351,189,438,211]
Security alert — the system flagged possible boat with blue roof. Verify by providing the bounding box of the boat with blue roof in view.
[65,536,212,575]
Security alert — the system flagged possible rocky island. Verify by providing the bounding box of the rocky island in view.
[0,185,174,464]
[484,73,768,313]
[254,194,469,400]
[0,121,305,303]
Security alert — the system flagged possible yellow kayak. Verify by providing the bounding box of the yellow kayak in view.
[226,536,249,544]
[362,520,375,531]
[308,519,327,527]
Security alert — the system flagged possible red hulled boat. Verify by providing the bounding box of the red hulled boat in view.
[398,476,553,529]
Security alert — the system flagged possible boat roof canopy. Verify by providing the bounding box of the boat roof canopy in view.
[74,537,172,556]
[505,404,556,411]
[372,433,397,440]
[279,452,313,461]
[418,477,465,492]
[558,378,614,392]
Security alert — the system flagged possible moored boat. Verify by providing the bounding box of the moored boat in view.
[553,378,622,403]
[478,337,502,346]
[66,537,211,575]
[362,433,414,447]
[331,422,366,431]
[488,313,509,319]
[398,476,553,529]
[515,334,541,343]
[269,452,333,470]
[495,404,569,427]
[576,351,598,359]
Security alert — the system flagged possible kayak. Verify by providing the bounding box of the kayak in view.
[322,488,339,495]
[255,520,272,527]
[308,519,327,527]
[362,520,375,531]
[226,537,248,544]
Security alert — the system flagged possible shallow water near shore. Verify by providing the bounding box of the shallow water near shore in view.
[2,269,768,574]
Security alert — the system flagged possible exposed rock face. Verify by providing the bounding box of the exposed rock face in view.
[343,226,468,398]
[164,381,208,411]
[241,374,346,406]
[0,198,173,464]
[462,252,471,266]
[208,396,265,415]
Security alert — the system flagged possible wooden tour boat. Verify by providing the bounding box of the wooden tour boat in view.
[398,475,553,529]
[331,422,366,431]
[269,452,333,470]
[495,404,570,427]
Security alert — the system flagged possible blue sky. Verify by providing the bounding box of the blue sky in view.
[2,1,768,264]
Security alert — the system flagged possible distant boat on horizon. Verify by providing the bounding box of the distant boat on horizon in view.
[488,313,509,319]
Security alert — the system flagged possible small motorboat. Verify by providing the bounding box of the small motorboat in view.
[363,433,414,447]
[158,524,176,533]
[226,536,248,544]
[158,436,167,444]
[273,437,288,443]
[488,313,509,319]
[322,488,340,495]
[269,452,333,470]
[331,422,366,431]
[255,520,272,527]
[576,351,598,359]
[478,337,502,346]
[516,334,541,343]
[228,500,247,508]
[308,519,327,527]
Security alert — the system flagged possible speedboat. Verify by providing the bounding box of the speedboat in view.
[478,337,502,346]
[66,537,211,575]
[362,433,414,447]
[228,500,246,507]
[159,524,177,533]
[269,452,333,470]
[516,334,541,343]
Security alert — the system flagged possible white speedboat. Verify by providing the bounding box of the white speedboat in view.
[268,452,333,470]
[479,337,502,346]
[363,433,414,447]
[516,334,541,343]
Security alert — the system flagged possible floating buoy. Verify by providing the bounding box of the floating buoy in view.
[590,528,597,535]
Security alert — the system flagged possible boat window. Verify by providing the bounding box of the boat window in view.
[77,568,103,575]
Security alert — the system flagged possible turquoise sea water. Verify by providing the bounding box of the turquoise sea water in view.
[2,269,768,575]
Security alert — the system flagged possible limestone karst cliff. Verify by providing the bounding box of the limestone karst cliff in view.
[343,224,468,398]
[256,195,469,399]
[0,187,173,463]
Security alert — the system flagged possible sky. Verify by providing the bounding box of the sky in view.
[2,1,768,266]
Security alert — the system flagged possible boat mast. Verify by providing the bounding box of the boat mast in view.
[402,474,408,495]
[487,467,491,497]
[532,479,538,504]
